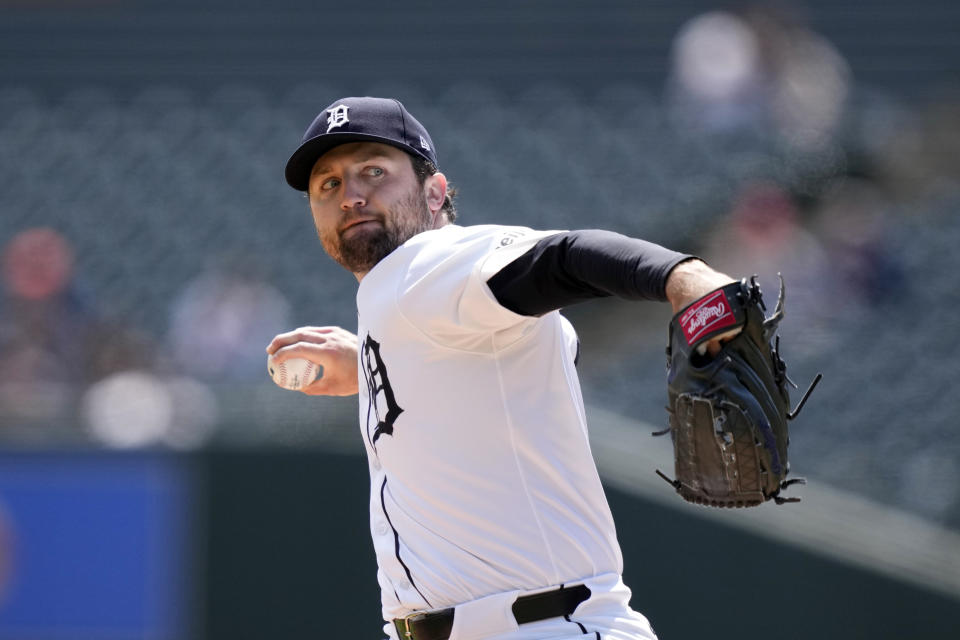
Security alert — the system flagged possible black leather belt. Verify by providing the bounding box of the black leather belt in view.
[393,584,591,640]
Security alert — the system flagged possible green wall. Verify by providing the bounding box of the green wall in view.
[201,450,960,639]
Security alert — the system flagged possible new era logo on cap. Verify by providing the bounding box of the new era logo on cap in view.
[285,97,439,191]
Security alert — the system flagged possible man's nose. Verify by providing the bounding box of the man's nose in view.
[340,179,367,211]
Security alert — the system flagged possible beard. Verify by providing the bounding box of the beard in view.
[322,187,433,274]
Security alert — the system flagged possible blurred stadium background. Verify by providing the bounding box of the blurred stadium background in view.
[1,0,959,638]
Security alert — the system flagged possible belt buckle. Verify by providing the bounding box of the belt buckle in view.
[396,612,428,639]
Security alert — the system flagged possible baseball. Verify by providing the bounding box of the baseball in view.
[267,356,319,390]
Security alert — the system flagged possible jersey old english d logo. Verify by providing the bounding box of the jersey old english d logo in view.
[361,334,403,448]
[326,104,349,132]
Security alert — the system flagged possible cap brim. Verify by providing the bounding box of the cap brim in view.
[284,132,432,191]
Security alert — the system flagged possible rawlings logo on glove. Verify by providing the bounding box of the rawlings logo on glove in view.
[678,289,737,344]
[655,275,821,508]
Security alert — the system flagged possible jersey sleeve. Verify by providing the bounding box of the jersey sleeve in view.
[394,226,563,345]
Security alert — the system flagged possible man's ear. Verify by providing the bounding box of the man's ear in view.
[424,172,448,218]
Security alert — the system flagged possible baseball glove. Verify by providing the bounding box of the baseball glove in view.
[655,276,821,507]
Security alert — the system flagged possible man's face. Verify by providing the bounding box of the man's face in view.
[307,142,435,277]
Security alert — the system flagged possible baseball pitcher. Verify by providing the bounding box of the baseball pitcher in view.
[266,97,809,640]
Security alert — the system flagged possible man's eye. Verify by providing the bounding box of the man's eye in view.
[366,167,384,177]
[321,177,340,191]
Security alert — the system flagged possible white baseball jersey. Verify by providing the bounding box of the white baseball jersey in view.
[355,224,626,623]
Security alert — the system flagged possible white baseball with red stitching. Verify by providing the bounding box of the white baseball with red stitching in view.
[267,356,319,391]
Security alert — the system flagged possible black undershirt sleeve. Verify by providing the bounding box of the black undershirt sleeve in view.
[486,229,695,317]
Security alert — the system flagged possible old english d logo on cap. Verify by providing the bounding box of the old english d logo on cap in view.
[326,104,349,132]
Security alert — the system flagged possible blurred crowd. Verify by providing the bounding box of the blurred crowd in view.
[0,5,958,522]
[0,225,292,448]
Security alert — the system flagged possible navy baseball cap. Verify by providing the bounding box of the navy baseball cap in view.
[285,96,439,191]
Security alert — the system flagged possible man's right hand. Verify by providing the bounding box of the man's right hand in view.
[266,326,359,396]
